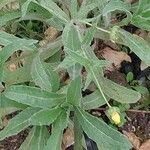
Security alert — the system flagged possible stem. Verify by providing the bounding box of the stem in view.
[81,21,111,34]
[74,112,83,150]
[91,69,111,108]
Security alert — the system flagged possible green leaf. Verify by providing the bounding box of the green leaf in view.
[110,26,150,66]
[132,0,150,31]
[126,72,134,82]
[76,107,132,150]
[67,76,82,106]
[0,93,27,109]
[39,0,69,23]
[29,107,63,125]
[31,55,60,92]
[44,111,68,150]
[103,0,132,26]
[82,90,107,110]
[4,85,65,108]
[77,2,97,19]
[0,107,40,141]
[0,10,21,27]
[19,126,49,150]
[21,0,34,17]
[82,27,96,47]
[62,23,81,52]
[70,0,78,19]
[94,70,141,104]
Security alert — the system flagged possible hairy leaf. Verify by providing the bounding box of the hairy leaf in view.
[19,126,49,150]
[31,55,59,92]
[111,26,150,66]
[4,85,65,108]
[29,107,62,125]
[76,107,132,150]
[67,76,82,106]
[0,107,40,141]
[44,111,68,150]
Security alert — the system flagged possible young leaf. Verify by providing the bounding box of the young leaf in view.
[4,85,65,108]
[0,107,40,141]
[31,55,60,92]
[67,76,82,106]
[29,107,63,125]
[76,107,132,150]
[19,126,49,150]
[82,90,107,110]
[44,111,68,150]
[110,26,150,66]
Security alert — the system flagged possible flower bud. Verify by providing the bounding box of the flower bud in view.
[111,111,121,125]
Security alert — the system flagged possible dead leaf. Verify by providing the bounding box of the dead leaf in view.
[101,47,131,71]
[62,128,74,150]
[39,27,59,46]
[139,139,150,150]
[123,130,141,150]
[135,29,148,40]
[8,63,17,72]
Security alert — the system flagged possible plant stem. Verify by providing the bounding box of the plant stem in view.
[74,112,83,150]
[81,21,111,34]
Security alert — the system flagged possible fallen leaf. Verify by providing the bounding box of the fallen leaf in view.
[62,128,74,150]
[139,139,150,150]
[101,47,131,71]
[123,130,141,150]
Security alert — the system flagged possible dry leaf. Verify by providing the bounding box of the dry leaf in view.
[123,130,141,150]
[62,128,74,150]
[139,139,150,150]
[39,27,59,46]
[8,63,17,72]
[101,47,131,71]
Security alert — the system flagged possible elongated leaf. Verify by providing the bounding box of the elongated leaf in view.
[19,126,49,150]
[29,107,62,125]
[39,0,69,23]
[82,27,96,47]
[103,0,132,26]
[31,55,60,92]
[21,0,32,17]
[0,31,37,47]
[0,93,27,109]
[67,76,82,106]
[0,107,40,141]
[4,85,65,108]
[44,111,68,150]
[70,0,78,18]
[132,0,150,31]
[92,68,141,104]
[76,107,132,150]
[77,3,97,19]
[62,23,81,52]
[110,26,150,66]
[0,10,21,27]
[82,90,107,110]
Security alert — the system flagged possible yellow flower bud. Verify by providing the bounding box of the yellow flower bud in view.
[111,111,121,125]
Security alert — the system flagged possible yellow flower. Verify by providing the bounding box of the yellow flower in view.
[111,111,121,125]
